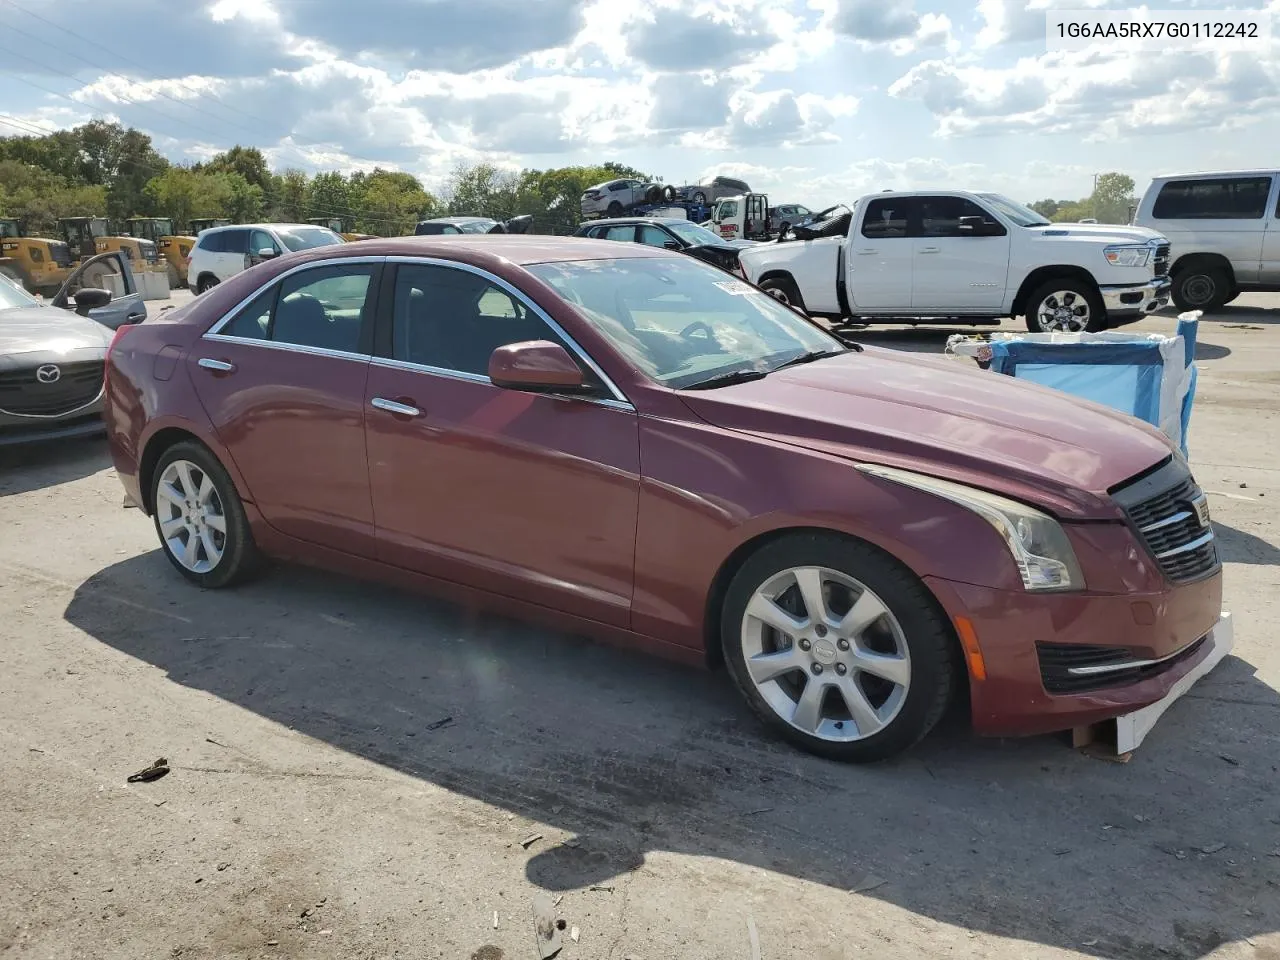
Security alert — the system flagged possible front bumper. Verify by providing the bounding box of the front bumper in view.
[0,409,105,446]
[925,569,1224,738]
[1100,278,1171,318]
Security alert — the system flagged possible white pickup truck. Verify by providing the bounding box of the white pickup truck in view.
[736,191,1173,331]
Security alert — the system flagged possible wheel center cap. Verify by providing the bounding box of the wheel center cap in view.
[812,638,838,665]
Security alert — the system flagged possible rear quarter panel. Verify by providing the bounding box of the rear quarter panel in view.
[739,236,843,313]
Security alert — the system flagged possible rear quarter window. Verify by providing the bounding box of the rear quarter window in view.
[1152,177,1273,219]
[197,231,225,252]
[862,199,910,238]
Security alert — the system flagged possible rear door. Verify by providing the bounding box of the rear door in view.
[216,228,251,281]
[847,197,915,312]
[911,195,1011,311]
[51,251,146,329]
[188,258,383,557]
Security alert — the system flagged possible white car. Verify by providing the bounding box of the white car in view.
[187,223,344,294]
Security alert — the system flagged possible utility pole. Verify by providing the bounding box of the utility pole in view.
[1093,172,1100,220]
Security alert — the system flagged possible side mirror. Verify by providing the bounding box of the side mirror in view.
[958,215,1000,236]
[488,340,588,393]
[73,288,112,314]
[663,240,681,251]
[255,247,278,259]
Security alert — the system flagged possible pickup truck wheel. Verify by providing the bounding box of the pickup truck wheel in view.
[759,277,807,313]
[721,533,956,762]
[1172,268,1228,311]
[1024,279,1104,333]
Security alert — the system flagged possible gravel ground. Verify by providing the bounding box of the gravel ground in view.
[0,291,1277,960]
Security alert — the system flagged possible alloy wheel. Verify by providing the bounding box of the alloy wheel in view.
[740,566,911,742]
[764,286,791,306]
[155,459,227,574]
[1035,290,1091,332]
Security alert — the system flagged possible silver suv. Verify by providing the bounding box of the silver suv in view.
[1133,170,1280,310]
[580,179,663,219]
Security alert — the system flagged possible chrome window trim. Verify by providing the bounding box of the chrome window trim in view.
[203,255,388,340]
[202,333,370,364]
[368,356,634,412]
[384,255,632,407]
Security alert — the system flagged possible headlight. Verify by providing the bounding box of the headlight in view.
[857,465,1086,592]
[1103,244,1153,267]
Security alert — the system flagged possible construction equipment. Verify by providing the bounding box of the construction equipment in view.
[188,218,230,235]
[126,217,195,287]
[307,216,375,242]
[95,219,166,282]
[0,217,76,295]
[58,217,110,265]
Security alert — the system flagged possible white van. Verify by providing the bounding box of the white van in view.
[1133,170,1280,310]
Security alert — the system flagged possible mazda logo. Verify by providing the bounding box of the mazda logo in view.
[35,364,61,384]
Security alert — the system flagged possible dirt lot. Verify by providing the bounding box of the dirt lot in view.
[1,293,1277,960]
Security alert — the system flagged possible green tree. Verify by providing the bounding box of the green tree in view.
[273,168,310,222]
[1029,199,1060,218]
[1090,172,1137,224]
[0,159,108,236]
[349,168,437,235]
[204,145,272,191]
[308,171,352,226]
[72,120,169,220]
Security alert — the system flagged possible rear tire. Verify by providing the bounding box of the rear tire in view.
[1023,278,1105,332]
[691,191,707,204]
[151,441,262,589]
[759,276,807,314]
[1172,266,1229,311]
[606,201,623,217]
[196,274,218,294]
[721,532,956,762]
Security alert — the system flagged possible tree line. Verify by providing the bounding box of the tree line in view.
[1028,172,1139,225]
[0,120,658,238]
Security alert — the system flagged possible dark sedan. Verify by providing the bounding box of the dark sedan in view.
[414,215,533,236]
[573,217,752,273]
[103,236,1224,763]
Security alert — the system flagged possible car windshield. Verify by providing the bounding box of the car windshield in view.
[0,275,38,311]
[275,227,345,251]
[455,219,498,234]
[526,256,844,390]
[665,221,725,246]
[977,193,1051,227]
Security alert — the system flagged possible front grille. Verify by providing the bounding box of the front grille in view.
[1153,243,1170,278]
[1112,459,1219,584]
[1038,636,1207,694]
[0,361,104,416]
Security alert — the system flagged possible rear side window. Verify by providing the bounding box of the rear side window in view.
[216,264,377,354]
[862,199,910,238]
[603,225,636,242]
[220,229,250,254]
[198,231,225,253]
[1152,177,1272,219]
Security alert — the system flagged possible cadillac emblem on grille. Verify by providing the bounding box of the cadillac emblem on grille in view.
[35,364,61,384]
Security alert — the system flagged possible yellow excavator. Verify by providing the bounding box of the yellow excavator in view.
[306,216,375,242]
[189,218,230,234]
[125,217,195,287]
[91,218,167,282]
[0,217,76,296]
[58,217,110,266]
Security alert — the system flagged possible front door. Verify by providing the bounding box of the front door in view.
[188,260,382,558]
[911,195,1012,311]
[52,251,146,329]
[846,196,915,312]
[364,260,640,628]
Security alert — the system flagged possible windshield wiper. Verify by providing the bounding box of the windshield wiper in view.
[773,348,849,371]
[682,368,770,390]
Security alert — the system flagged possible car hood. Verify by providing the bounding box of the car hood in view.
[677,347,1175,520]
[1029,223,1166,244]
[0,305,112,354]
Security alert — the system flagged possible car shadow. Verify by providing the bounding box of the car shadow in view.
[1162,301,1280,326]
[1214,519,1280,567]
[0,436,111,497]
[64,552,1280,960]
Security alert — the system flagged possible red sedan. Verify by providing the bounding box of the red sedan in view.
[104,237,1223,762]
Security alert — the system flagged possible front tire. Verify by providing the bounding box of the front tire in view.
[721,533,956,762]
[759,276,807,314]
[1024,278,1105,332]
[1172,266,1229,311]
[152,441,261,589]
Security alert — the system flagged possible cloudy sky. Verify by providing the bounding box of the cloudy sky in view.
[0,0,1276,206]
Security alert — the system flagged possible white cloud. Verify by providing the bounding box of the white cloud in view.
[826,0,957,54]
[975,0,1113,49]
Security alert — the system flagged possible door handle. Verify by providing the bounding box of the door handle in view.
[371,397,421,417]
[918,246,940,254]
[197,357,235,372]
[854,248,877,255]
[126,310,146,322]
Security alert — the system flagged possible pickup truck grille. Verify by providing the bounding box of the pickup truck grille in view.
[1112,459,1219,584]
[0,361,104,416]
[1153,243,1170,278]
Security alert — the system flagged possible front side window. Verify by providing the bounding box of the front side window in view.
[637,224,675,248]
[455,219,498,234]
[666,221,724,246]
[527,256,844,390]
[602,225,636,242]
[862,199,910,238]
[919,196,1005,237]
[718,200,739,218]
[391,263,572,378]
[218,264,376,353]
[1152,177,1272,219]
[249,229,277,255]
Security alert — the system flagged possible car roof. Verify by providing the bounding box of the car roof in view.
[275,234,679,267]
[1150,169,1278,181]
[420,216,495,225]
[582,217,690,227]
[205,222,332,232]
